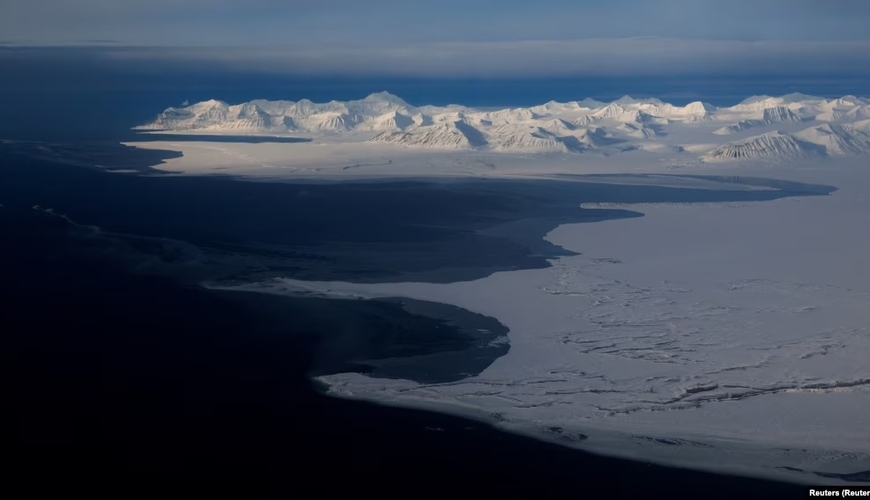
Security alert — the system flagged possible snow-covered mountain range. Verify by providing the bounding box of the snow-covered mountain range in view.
[139,92,870,162]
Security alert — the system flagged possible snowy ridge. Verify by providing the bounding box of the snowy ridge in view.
[794,120,870,156]
[703,132,824,161]
[706,118,870,161]
[762,106,803,123]
[714,106,805,135]
[140,92,870,161]
[369,120,487,149]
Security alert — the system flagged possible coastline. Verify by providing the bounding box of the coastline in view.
[216,163,870,484]
[6,140,867,485]
[203,281,510,384]
[224,274,870,485]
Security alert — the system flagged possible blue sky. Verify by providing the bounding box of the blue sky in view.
[2,0,869,77]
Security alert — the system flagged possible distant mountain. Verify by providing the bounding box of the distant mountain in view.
[714,106,804,135]
[703,132,825,161]
[704,119,870,161]
[138,92,870,161]
[793,120,870,156]
[370,120,488,149]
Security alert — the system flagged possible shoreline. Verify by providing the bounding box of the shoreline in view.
[203,280,511,384]
[7,143,867,484]
[209,276,870,486]
[212,165,870,484]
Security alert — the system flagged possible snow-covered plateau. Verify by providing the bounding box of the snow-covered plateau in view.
[131,93,870,484]
[132,92,870,169]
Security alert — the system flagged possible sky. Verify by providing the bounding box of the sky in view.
[2,0,870,78]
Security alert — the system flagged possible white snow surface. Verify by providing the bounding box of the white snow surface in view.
[129,93,870,484]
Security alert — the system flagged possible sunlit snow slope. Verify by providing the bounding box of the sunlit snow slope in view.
[140,92,870,162]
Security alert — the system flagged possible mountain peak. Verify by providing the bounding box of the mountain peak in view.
[780,92,824,103]
[577,98,606,108]
[738,95,775,105]
[363,91,408,104]
[684,101,716,112]
[186,99,228,111]
[613,95,664,105]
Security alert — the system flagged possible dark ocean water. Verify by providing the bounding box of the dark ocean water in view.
[6,208,806,498]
